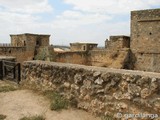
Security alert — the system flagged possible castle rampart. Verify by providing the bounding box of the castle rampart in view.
[22,61,160,119]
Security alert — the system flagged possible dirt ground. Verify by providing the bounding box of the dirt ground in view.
[0,81,101,120]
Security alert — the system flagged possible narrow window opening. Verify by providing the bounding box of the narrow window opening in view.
[36,40,39,46]
[24,41,26,46]
[140,53,143,56]
[83,46,86,51]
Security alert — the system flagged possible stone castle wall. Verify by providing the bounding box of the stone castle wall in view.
[131,9,160,53]
[70,43,98,52]
[0,33,51,63]
[131,9,160,72]
[55,48,131,69]
[22,61,160,119]
[55,51,90,65]
[1,9,160,73]
[106,36,130,50]
[0,47,35,63]
[88,49,131,69]
[10,33,50,51]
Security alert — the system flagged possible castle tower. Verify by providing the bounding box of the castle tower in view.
[10,33,50,51]
[131,9,160,72]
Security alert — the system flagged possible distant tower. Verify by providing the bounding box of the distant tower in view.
[105,39,109,48]
[10,33,50,51]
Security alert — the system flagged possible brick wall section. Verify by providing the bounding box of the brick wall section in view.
[22,61,160,119]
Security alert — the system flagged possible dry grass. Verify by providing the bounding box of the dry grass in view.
[19,115,45,120]
[0,114,7,120]
[43,90,69,111]
[0,80,18,92]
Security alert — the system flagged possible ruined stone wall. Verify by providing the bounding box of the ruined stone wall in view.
[22,61,160,119]
[88,49,131,69]
[131,9,160,72]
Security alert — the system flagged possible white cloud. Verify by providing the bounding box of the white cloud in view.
[63,0,159,14]
[0,0,53,14]
[51,0,159,46]
[52,10,112,29]
[0,0,159,46]
[51,19,130,46]
[0,0,53,43]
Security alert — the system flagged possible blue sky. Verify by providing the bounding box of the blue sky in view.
[0,0,159,46]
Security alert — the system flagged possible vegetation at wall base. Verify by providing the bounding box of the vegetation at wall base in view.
[43,90,69,111]
[101,115,114,120]
[19,115,45,120]
[0,114,7,120]
[0,85,17,92]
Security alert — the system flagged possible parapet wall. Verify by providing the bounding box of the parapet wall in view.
[22,61,160,119]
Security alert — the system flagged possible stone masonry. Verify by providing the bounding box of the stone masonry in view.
[105,36,130,50]
[131,9,160,72]
[0,33,54,62]
[55,8,160,73]
[22,61,160,119]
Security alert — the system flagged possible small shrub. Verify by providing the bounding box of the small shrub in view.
[19,115,45,120]
[43,90,68,111]
[101,115,114,120]
[0,114,7,120]
[50,97,68,110]
[0,85,17,92]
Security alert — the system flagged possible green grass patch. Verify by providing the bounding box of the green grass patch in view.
[0,114,7,120]
[19,115,45,120]
[43,90,69,111]
[101,115,114,120]
[0,85,17,92]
